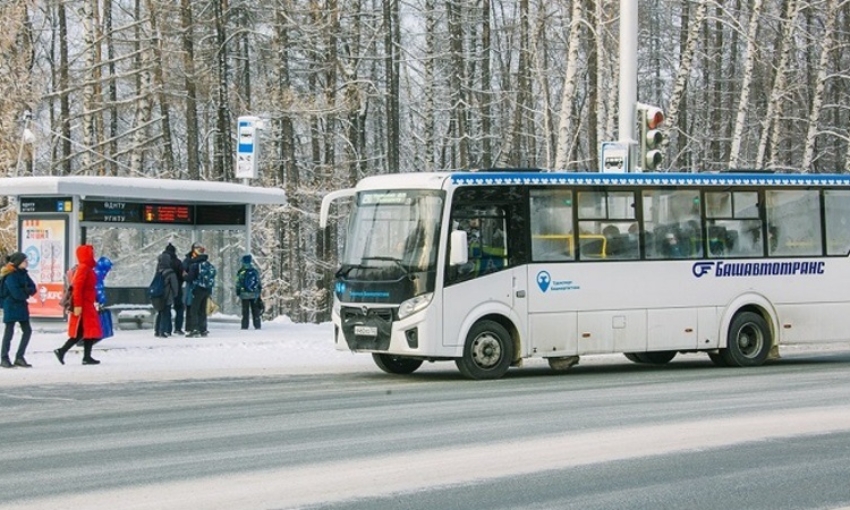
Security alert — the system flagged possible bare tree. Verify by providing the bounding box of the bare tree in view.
[728,0,764,169]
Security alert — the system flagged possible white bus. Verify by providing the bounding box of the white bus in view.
[320,170,850,379]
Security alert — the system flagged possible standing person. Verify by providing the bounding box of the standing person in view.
[164,243,186,335]
[184,242,216,338]
[1,252,37,368]
[235,254,262,330]
[153,253,179,338]
[54,245,103,365]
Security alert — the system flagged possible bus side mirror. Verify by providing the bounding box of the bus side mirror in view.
[450,230,468,266]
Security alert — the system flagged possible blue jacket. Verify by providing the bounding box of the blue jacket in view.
[1,264,37,323]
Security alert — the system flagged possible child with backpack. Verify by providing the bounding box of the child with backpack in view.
[184,242,216,338]
[235,254,263,330]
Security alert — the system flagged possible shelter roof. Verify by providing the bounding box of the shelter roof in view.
[0,176,286,205]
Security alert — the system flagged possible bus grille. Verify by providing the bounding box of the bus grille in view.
[340,306,394,350]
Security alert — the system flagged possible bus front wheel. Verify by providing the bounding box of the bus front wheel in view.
[372,354,423,375]
[721,312,771,367]
[456,320,514,380]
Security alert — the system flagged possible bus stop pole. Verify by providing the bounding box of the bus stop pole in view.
[245,204,252,256]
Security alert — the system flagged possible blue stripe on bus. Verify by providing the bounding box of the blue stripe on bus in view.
[449,172,850,187]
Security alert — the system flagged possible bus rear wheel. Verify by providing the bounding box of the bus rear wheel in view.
[372,354,423,375]
[708,352,728,367]
[456,320,514,380]
[721,311,771,367]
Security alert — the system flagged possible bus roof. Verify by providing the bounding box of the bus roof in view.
[352,170,850,192]
[449,171,850,188]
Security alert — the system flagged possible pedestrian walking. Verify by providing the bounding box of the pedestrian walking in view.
[1,252,37,368]
[54,245,103,365]
[184,242,216,338]
[152,253,179,338]
[235,254,262,330]
[164,243,186,335]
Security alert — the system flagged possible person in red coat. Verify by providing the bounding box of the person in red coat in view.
[54,245,103,365]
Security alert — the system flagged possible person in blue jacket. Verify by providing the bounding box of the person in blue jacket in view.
[1,252,37,368]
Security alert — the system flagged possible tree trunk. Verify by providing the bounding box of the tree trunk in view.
[802,0,836,172]
[667,0,706,170]
[213,0,232,181]
[180,0,200,180]
[728,0,763,169]
[756,0,799,169]
[554,0,583,170]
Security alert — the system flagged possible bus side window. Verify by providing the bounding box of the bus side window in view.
[530,189,574,261]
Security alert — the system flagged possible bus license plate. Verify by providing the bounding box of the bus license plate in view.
[354,325,378,336]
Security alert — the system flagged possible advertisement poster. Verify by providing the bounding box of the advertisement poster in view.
[18,218,68,318]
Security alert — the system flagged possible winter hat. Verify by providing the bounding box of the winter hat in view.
[241,254,253,265]
[165,243,177,255]
[191,242,205,253]
[9,252,27,267]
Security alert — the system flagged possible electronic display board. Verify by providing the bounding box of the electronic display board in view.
[81,201,143,223]
[80,201,247,226]
[19,197,73,214]
[143,204,194,224]
[196,204,247,225]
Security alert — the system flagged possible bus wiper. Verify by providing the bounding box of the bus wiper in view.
[360,256,410,275]
[335,263,364,278]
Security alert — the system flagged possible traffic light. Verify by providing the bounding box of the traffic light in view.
[638,105,665,171]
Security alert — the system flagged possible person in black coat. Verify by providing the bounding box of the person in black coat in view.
[154,252,180,338]
[164,243,186,335]
[1,252,37,368]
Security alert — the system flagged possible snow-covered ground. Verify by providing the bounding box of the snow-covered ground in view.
[0,314,376,387]
[2,313,848,387]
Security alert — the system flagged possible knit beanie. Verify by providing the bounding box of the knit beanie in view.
[165,243,177,255]
[9,252,27,267]
[241,254,253,265]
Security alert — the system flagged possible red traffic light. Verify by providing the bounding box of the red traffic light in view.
[645,108,664,130]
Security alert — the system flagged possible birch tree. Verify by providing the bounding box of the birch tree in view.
[755,0,800,169]
[801,0,838,171]
[728,0,764,169]
[554,0,584,170]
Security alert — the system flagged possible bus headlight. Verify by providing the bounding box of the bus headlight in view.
[397,293,433,320]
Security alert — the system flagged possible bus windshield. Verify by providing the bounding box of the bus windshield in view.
[342,190,444,278]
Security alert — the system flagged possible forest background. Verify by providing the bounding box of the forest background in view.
[1,0,849,322]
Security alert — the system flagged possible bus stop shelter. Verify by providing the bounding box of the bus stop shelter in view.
[0,176,286,318]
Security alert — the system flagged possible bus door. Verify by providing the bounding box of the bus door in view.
[443,194,528,349]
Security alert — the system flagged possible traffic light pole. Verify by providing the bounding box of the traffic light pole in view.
[618,0,638,172]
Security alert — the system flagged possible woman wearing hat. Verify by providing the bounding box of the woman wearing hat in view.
[1,252,37,368]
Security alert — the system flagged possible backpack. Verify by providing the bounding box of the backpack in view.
[240,267,260,294]
[148,271,167,311]
[59,267,76,313]
[196,260,217,289]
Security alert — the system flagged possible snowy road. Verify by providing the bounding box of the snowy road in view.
[2,329,850,509]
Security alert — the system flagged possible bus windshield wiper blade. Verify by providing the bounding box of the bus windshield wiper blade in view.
[335,264,365,278]
[360,256,409,275]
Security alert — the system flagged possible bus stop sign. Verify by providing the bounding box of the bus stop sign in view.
[236,116,262,179]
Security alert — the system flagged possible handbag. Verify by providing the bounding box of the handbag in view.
[99,309,114,339]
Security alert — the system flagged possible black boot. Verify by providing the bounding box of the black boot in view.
[55,338,77,365]
[82,341,100,365]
